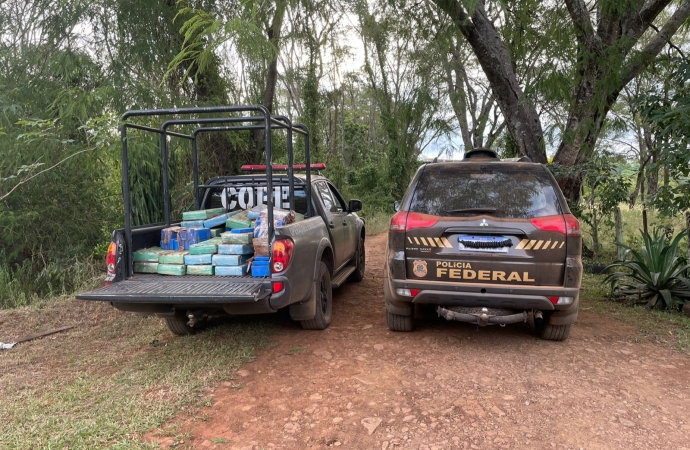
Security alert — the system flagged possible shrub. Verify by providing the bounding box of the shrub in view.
[604,228,690,309]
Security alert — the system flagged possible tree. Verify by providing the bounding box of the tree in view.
[431,0,690,203]
[355,1,452,198]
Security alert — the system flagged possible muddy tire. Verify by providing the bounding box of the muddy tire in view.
[165,313,193,336]
[349,237,365,282]
[539,323,571,341]
[300,261,332,330]
[387,311,414,332]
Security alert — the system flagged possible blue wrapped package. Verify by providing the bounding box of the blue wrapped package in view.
[160,238,180,250]
[203,213,229,229]
[181,220,205,228]
[178,228,211,250]
[251,256,270,277]
[212,254,250,266]
[217,244,253,255]
[161,227,182,245]
[215,264,249,276]
[184,254,213,265]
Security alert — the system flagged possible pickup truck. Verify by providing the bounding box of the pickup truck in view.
[77,106,366,335]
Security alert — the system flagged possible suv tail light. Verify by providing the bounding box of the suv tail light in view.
[271,239,294,273]
[390,212,439,232]
[530,214,581,236]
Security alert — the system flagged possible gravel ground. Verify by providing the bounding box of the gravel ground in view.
[148,233,690,450]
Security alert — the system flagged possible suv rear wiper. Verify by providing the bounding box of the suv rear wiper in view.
[444,208,497,214]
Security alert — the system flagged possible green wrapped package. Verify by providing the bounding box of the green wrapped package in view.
[226,210,252,229]
[188,237,222,255]
[133,247,166,262]
[134,262,158,274]
[182,208,226,220]
[158,250,189,264]
[210,227,225,238]
[187,265,214,276]
[157,264,186,276]
[220,231,252,244]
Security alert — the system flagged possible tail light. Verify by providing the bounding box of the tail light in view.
[530,214,581,236]
[271,239,294,273]
[549,296,574,305]
[390,212,439,232]
[106,242,117,274]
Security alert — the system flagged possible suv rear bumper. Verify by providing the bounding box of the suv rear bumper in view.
[384,276,580,325]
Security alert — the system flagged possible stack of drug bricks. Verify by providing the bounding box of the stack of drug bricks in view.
[133,208,255,276]
[132,205,302,277]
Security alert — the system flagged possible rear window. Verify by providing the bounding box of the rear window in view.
[408,165,561,218]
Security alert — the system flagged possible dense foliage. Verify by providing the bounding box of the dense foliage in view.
[0,0,689,307]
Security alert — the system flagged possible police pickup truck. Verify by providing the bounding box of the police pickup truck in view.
[77,106,365,335]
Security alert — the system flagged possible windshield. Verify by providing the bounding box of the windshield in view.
[408,165,562,218]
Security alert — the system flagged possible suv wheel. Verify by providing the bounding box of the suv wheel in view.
[386,310,414,332]
[539,323,571,341]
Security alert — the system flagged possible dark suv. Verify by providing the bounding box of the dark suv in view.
[384,149,582,341]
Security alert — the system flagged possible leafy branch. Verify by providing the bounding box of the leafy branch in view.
[0,115,118,202]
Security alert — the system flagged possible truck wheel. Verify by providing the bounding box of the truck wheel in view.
[165,313,194,336]
[539,323,571,341]
[348,238,365,282]
[300,261,332,330]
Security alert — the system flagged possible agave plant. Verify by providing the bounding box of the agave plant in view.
[604,227,690,309]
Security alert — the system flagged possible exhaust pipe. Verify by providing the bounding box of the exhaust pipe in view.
[533,310,544,329]
[437,306,527,327]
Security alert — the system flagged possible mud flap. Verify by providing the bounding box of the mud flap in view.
[289,293,316,321]
[383,278,413,316]
[548,298,579,325]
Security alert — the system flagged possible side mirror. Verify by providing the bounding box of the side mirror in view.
[348,199,363,213]
[394,201,401,212]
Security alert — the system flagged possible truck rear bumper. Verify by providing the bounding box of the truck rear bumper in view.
[76,275,291,315]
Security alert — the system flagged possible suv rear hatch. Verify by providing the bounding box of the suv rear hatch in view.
[400,163,572,286]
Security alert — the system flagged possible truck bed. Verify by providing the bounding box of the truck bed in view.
[77,274,271,303]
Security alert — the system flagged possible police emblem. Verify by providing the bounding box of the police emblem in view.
[412,260,428,278]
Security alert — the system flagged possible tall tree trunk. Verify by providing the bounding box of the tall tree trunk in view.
[433,0,546,163]
[686,210,690,260]
[434,0,690,204]
[252,0,288,152]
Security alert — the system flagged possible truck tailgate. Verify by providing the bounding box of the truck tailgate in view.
[76,275,271,303]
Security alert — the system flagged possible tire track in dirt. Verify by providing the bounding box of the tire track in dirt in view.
[149,233,690,450]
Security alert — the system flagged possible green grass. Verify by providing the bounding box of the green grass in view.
[363,210,392,236]
[580,272,690,353]
[0,299,272,449]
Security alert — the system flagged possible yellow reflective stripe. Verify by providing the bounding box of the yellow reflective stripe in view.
[542,241,551,250]
[414,237,420,245]
[428,238,437,247]
[442,238,452,248]
[524,240,536,250]
[516,239,530,250]
[559,242,565,249]
[533,240,544,250]
[407,237,414,244]
[420,237,428,246]
[551,241,559,249]
[434,238,444,247]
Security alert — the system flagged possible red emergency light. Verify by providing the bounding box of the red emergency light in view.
[241,163,326,172]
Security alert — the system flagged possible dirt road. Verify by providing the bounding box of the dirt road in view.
[152,233,690,450]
